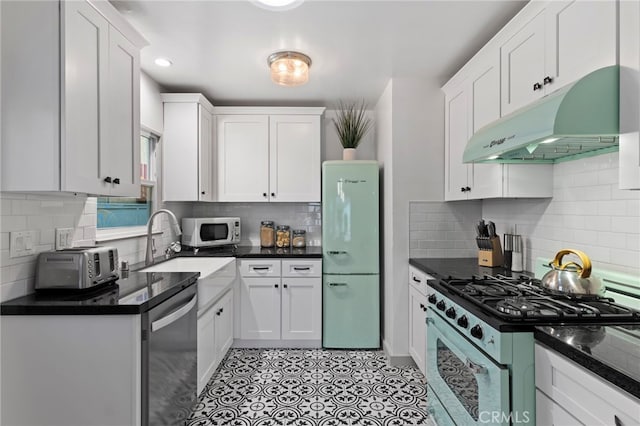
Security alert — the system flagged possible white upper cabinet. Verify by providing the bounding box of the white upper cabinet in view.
[444,82,472,201]
[161,94,215,202]
[216,114,271,202]
[215,107,325,203]
[0,0,146,196]
[619,0,640,190]
[501,0,617,115]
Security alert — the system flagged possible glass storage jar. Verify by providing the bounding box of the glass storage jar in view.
[292,229,306,248]
[276,225,291,248]
[260,221,275,248]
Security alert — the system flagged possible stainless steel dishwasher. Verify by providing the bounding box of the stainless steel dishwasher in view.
[142,284,198,425]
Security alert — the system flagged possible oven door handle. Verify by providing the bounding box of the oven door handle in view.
[151,295,197,332]
[465,358,488,375]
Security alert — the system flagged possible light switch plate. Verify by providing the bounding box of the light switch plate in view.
[9,231,37,258]
[55,228,74,250]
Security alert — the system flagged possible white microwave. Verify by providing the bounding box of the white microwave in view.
[181,217,241,248]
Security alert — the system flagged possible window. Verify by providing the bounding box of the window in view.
[96,131,159,237]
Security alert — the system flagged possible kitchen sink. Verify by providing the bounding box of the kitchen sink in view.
[139,257,236,312]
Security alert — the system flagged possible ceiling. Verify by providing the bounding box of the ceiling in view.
[112,0,527,107]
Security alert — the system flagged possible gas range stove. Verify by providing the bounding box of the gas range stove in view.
[438,274,640,323]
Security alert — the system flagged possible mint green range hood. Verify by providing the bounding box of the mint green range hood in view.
[463,66,619,164]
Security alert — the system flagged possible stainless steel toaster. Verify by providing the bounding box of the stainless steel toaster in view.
[35,247,119,290]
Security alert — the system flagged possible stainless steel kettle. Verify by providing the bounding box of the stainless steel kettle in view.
[540,249,605,297]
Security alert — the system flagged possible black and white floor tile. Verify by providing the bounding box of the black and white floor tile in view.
[187,348,430,425]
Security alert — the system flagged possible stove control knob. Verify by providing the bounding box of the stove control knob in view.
[457,315,468,328]
[445,307,457,319]
[436,300,446,311]
[470,325,483,340]
[427,294,437,304]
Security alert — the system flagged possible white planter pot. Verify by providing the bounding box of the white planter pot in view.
[343,148,356,160]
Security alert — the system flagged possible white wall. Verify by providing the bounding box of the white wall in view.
[323,109,376,161]
[140,71,163,134]
[376,77,445,360]
[483,152,640,276]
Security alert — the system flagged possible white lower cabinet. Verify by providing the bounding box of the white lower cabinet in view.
[408,265,431,375]
[197,289,233,394]
[535,343,640,426]
[238,258,322,345]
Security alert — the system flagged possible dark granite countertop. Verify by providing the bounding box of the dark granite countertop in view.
[535,325,640,400]
[409,257,532,280]
[1,270,199,315]
[179,245,322,258]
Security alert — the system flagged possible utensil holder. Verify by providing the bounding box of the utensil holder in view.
[477,236,504,267]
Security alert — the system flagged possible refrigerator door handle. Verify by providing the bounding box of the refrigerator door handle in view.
[328,282,348,286]
[327,250,348,255]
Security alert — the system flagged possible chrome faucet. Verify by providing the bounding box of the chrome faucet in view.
[145,209,182,266]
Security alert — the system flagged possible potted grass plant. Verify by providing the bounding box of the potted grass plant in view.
[333,99,373,160]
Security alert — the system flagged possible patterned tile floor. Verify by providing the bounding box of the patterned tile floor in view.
[186,348,430,425]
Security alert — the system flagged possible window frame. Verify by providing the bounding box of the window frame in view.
[95,128,161,242]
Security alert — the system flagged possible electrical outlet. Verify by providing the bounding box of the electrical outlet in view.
[55,228,74,250]
[9,231,37,258]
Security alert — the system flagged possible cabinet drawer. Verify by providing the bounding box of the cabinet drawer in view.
[282,260,322,277]
[239,259,281,277]
[535,343,640,426]
[409,265,433,296]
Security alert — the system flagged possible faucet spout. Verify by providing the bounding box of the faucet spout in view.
[145,209,182,266]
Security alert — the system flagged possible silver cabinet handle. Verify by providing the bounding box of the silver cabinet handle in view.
[151,295,197,332]
[465,358,487,375]
[327,250,348,255]
[328,282,347,286]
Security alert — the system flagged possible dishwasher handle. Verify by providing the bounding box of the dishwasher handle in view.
[151,295,197,332]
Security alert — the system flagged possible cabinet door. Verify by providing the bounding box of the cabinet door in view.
[468,52,504,200]
[281,277,322,340]
[408,285,427,376]
[500,11,546,115]
[162,103,199,201]
[619,0,640,190]
[240,277,281,340]
[62,0,109,194]
[197,305,216,395]
[269,115,321,202]
[214,290,234,359]
[198,105,214,201]
[107,27,140,197]
[545,0,617,94]
[216,115,270,202]
[444,83,471,201]
[536,390,582,426]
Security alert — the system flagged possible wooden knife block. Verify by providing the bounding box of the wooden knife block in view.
[478,237,504,267]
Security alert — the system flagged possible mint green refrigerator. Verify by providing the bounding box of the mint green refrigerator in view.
[322,160,380,348]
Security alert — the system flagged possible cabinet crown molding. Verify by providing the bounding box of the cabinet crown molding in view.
[161,93,215,112]
[213,106,326,116]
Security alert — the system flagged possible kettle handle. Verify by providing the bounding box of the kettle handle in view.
[551,249,592,278]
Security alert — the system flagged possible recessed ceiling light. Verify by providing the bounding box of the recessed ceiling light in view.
[251,0,304,11]
[154,58,172,67]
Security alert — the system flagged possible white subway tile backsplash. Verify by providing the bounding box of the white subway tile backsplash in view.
[0,216,27,232]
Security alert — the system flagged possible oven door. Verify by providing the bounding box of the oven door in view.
[427,309,510,426]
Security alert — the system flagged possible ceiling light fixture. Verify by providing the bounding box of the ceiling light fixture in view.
[252,0,304,11]
[268,51,311,87]
[154,58,172,67]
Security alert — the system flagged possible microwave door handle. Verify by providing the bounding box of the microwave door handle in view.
[151,295,197,332]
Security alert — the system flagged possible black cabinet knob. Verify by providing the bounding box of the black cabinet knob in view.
[275,284,279,288]
[103,176,112,183]
[201,191,205,195]
[271,192,275,197]
[543,76,553,85]
[436,300,446,311]
[457,315,469,328]
[470,325,483,340]
[461,187,466,192]
[445,307,457,319]
[283,284,288,288]
[428,294,437,304]
[422,305,427,312]
[113,178,120,184]
[533,82,543,91]
[263,193,267,197]
[412,276,420,283]
[465,186,471,192]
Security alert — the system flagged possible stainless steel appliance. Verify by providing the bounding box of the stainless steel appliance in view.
[142,283,198,425]
[181,217,241,248]
[426,271,640,425]
[35,247,119,290]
